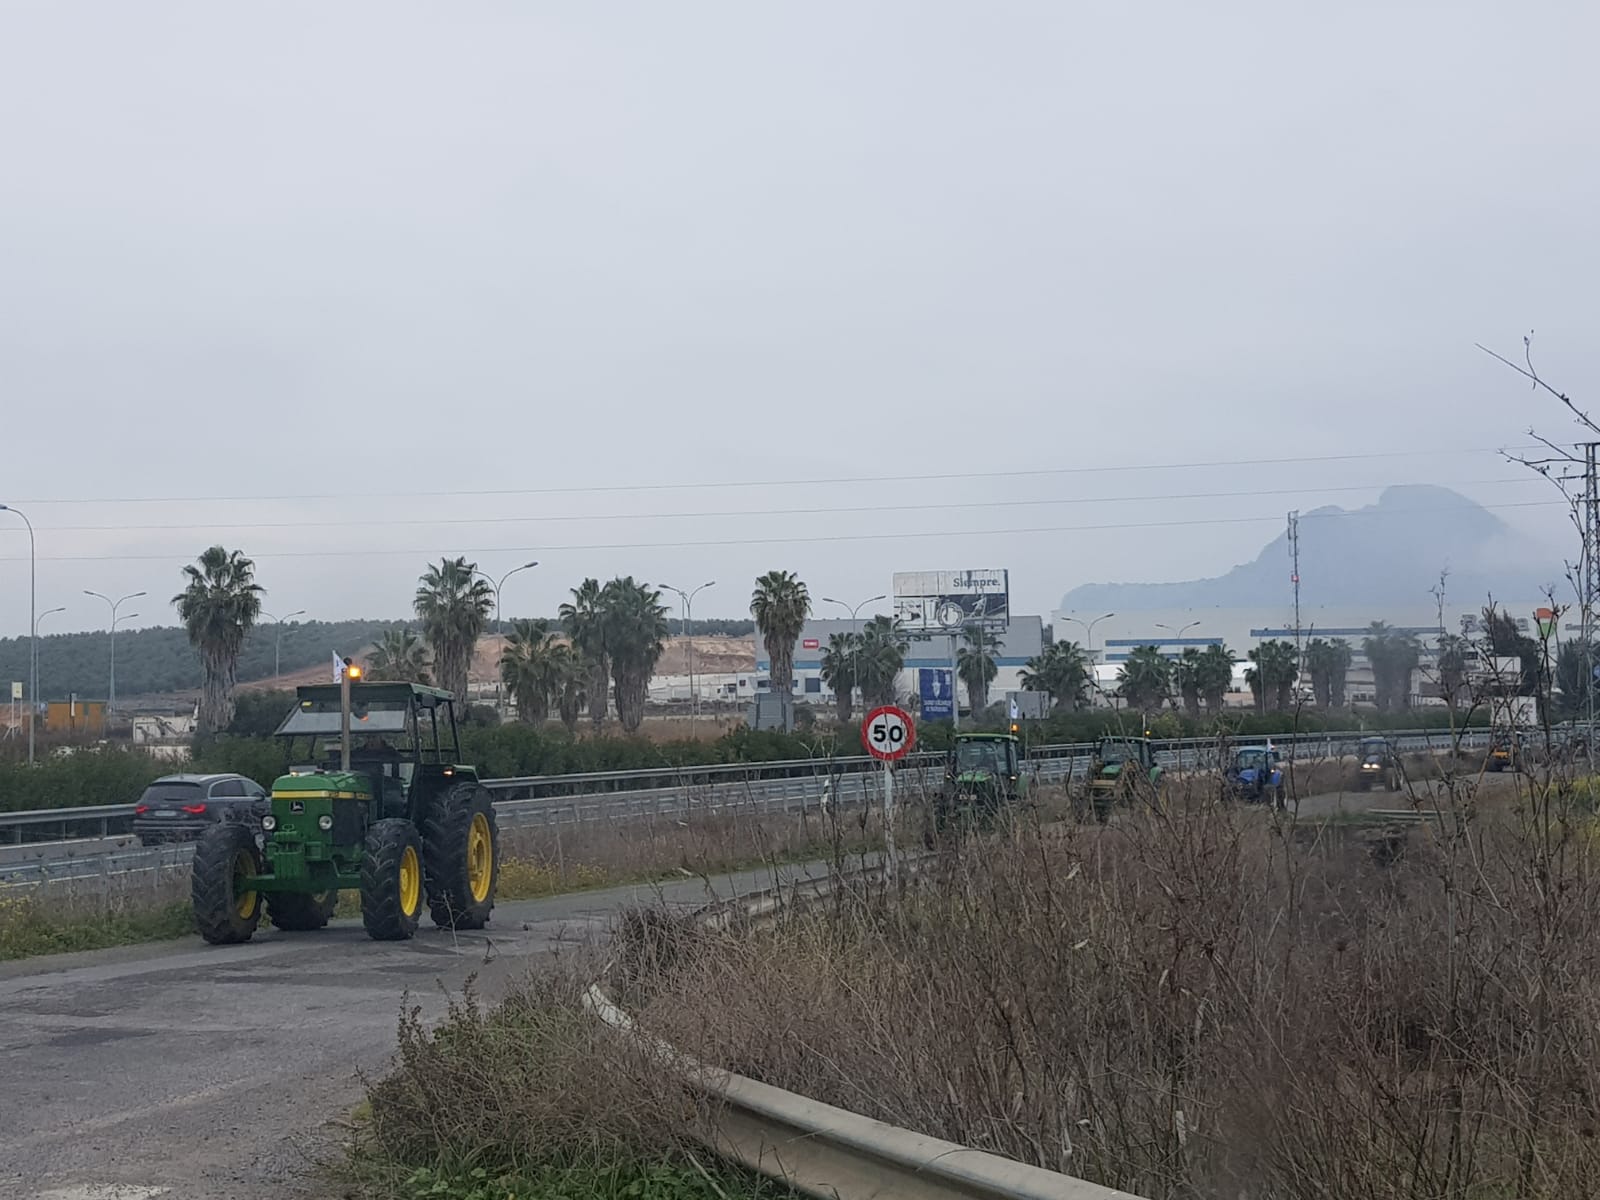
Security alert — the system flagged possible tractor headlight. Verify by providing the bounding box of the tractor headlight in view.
[261,814,277,832]
[318,814,334,831]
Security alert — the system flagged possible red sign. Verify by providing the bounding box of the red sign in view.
[802,638,820,650]
[861,705,915,762]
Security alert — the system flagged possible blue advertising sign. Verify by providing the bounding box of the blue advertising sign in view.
[919,668,954,721]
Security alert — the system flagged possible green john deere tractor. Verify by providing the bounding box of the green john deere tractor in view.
[934,732,1029,836]
[1082,735,1166,821]
[191,671,500,945]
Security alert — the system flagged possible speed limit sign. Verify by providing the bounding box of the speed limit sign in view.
[862,705,915,762]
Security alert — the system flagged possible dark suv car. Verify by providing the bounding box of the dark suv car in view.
[132,773,269,845]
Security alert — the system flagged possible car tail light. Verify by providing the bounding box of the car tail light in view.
[180,803,208,815]
[134,804,149,815]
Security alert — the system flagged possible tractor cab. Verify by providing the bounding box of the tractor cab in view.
[274,682,465,819]
[951,733,1021,782]
[1083,735,1166,819]
[1226,744,1285,805]
[934,733,1027,836]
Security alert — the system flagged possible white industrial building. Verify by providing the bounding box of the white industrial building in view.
[754,615,1046,711]
[1057,600,1557,706]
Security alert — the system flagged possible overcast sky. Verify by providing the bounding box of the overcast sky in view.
[2,1,1596,637]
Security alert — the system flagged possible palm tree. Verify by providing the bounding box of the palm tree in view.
[1196,644,1234,715]
[956,626,1001,715]
[1303,638,1353,708]
[750,571,811,701]
[560,578,611,729]
[856,615,908,708]
[551,644,588,734]
[1172,648,1203,719]
[1020,640,1091,711]
[1435,633,1470,712]
[819,632,862,723]
[498,619,565,724]
[414,557,494,703]
[1117,645,1171,714]
[173,545,264,734]
[1364,622,1416,711]
[1326,639,1353,707]
[602,578,669,733]
[1247,640,1298,712]
[366,628,432,685]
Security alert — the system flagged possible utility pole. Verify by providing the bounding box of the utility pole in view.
[1582,443,1600,764]
[1287,511,1302,664]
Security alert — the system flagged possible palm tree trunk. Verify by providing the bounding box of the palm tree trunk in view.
[588,658,609,727]
[835,690,852,723]
[199,652,236,734]
[613,665,645,733]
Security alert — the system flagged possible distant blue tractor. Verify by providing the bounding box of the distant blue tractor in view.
[1226,745,1285,808]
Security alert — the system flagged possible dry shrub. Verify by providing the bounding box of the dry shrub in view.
[625,771,1600,1200]
[363,971,684,1172]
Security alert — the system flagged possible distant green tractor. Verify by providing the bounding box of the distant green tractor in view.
[934,732,1029,836]
[191,672,500,944]
[1083,735,1166,820]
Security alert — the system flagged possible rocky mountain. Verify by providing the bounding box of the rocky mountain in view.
[1059,485,1560,611]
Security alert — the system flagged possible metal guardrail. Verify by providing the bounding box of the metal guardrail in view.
[585,860,1139,1199]
[0,725,1496,838]
[0,726,1496,887]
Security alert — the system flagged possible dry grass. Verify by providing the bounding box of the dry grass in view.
[596,763,1600,1200]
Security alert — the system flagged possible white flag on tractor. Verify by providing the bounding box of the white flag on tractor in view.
[332,652,345,682]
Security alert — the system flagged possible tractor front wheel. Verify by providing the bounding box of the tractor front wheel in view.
[424,782,500,931]
[267,890,338,932]
[192,823,263,945]
[362,820,423,941]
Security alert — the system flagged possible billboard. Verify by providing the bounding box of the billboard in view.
[892,570,1010,633]
[919,668,954,721]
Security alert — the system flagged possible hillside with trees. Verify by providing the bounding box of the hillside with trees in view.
[0,619,409,702]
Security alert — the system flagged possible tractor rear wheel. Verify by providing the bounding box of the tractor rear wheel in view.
[362,819,423,941]
[192,823,263,945]
[267,889,338,932]
[423,782,499,931]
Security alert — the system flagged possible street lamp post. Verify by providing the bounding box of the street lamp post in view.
[1154,620,1202,656]
[472,561,539,714]
[0,504,37,764]
[1061,611,1116,710]
[1061,611,1117,661]
[85,590,146,714]
[821,594,887,714]
[661,581,715,722]
[261,608,307,679]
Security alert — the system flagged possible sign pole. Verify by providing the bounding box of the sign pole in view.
[950,633,960,731]
[882,760,897,884]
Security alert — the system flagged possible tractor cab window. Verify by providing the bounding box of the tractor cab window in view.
[1099,741,1136,764]
[1236,749,1270,771]
[956,741,1006,774]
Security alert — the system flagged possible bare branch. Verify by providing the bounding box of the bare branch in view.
[1478,335,1600,437]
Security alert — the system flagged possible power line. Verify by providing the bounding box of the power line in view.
[0,498,1567,564]
[3,477,1545,535]
[7,445,1540,508]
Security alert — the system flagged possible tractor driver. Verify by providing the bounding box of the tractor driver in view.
[357,733,401,773]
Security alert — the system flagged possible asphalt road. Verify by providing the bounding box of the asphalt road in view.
[0,861,828,1200]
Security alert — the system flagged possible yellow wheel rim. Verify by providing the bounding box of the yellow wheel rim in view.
[467,812,493,904]
[232,850,258,920]
[398,845,421,916]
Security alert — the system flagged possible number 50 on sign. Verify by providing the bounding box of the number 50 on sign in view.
[861,705,915,762]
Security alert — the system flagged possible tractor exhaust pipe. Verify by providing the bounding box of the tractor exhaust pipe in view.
[339,656,362,771]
